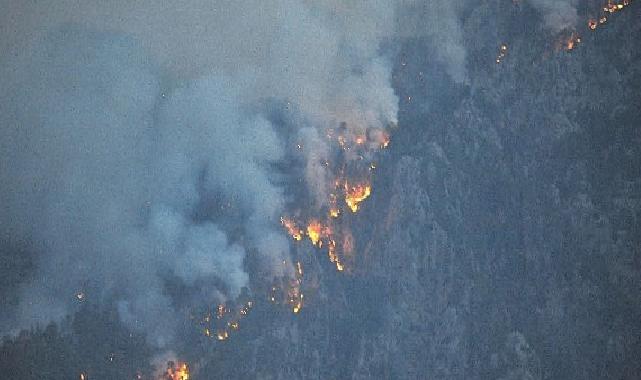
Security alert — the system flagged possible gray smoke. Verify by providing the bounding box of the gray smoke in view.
[528,0,579,32]
[0,27,286,346]
[0,0,400,346]
[397,0,469,83]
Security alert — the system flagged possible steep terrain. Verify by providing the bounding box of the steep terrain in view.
[1,2,640,379]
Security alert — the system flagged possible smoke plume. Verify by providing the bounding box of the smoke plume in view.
[528,0,579,32]
[0,0,400,346]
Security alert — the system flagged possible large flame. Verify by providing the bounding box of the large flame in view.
[344,181,372,213]
[306,220,323,246]
[280,120,390,279]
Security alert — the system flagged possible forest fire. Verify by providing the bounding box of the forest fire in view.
[200,300,253,342]
[587,0,633,31]
[344,182,372,213]
[288,284,304,314]
[496,43,508,64]
[269,261,305,313]
[327,239,345,271]
[306,220,322,246]
[280,122,387,276]
[216,330,229,341]
[164,362,189,380]
[564,33,581,51]
[281,217,304,241]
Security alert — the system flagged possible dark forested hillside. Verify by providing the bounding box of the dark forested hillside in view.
[1,1,640,379]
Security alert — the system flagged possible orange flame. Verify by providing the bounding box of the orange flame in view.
[327,239,344,271]
[281,217,304,241]
[216,330,229,341]
[588,1,632,31]
[306,220,322,246]
[565,32,581,51]
[166,362,189,380]
[344,181,372,213]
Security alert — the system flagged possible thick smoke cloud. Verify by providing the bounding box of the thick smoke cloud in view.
[0,27,286,346]
[0,0,400,346]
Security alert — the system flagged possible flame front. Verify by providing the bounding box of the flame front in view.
[587,0,633,32]
[281,217,304,241]
[165,362,189,380]
[306,221,322,246]
[344,182,372,213]
[199,299,253,342]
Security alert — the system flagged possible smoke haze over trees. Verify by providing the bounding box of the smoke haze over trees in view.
[1,0,640,379]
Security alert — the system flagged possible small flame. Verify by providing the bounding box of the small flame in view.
[288,282,304,314]
[216,330,229,341]
[496,43,508,64]
[585,1,632,32]
[327,239,344,271]
[565,32,581,51]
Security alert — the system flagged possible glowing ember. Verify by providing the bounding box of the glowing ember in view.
[344,181,372,213]
[496,43,508,64]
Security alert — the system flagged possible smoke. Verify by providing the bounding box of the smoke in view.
[527,0,579,32]
[0,27,286,347]
[0,0,400,346]
[397,0,469,83]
